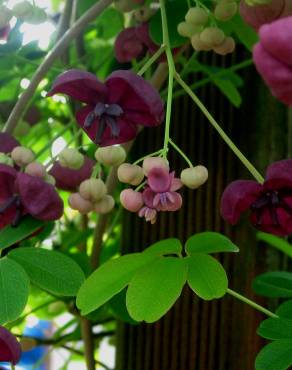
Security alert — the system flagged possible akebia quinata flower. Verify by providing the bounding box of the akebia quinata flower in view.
[253,17,292,106]
[220,159,292,236]
[0,326,22,365]
[48,69,164,147]
[0,164,63,229]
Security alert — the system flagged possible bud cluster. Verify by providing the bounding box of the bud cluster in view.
[177,2,237,55]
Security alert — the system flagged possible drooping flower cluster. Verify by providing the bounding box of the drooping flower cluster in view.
[48,69,164,147]
[220,159,292,236]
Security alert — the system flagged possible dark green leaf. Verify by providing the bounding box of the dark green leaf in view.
[257,232,292,258]
[255,340,292,370]
[253,272,292,298]
[258,317,292,340]
[230,14,258,51]
[109,289,138,325]
[276,300,292,319]
[185,232,239,255]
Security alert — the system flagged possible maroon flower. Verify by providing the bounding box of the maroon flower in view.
[220,159,292,236]
[0,326,21,365]
[0,25,10,40]
[0,133,19,154]
[0,164,63,229]
[47,69,164,147]
[49,156,95,192]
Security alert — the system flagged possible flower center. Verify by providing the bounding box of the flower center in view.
[84,103,124,144]
[0,195,23,227]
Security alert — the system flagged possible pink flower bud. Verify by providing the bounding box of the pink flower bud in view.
[25,162,47,178]
[120,189,144,212]
[11,146,35,167]
[180,166,208,189]
[79,178,107,202]
[142,157,169,176]
[117,163,144,185]
[94,195,115,214]
[68,193,93,214]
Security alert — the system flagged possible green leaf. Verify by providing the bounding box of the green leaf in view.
[76,253,157,315]
[255,339,292,370]
[0,257,29,324]
[185,232,239,255]
[0,216,44,250]
[230,14,258,51]
[258,317,292,340]
[253,272,292,298]
[212,77,242,107]
[187,254,228,300]
[149,0,188,48]
[276,300,292,319]
[126,257,187,323]
[143,238,182,256]
[109,289,138,325]
[9,248,85,296]
[257,232,292,258]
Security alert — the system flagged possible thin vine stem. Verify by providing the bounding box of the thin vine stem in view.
[133,149,165,165]
[137,46,166,76]
[227,288,278,319]
[169,138,194,167]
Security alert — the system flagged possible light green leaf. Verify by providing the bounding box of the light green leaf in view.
[255,340,292,370]
[185,232,239,255]
[77,253,157,315]
[143,238,182,256]
[0,257,29,324]
[253,272,292,298]
[126,257,187,323]
[258,317,292,340]
[187,254,228,300]
[9,248,85,297]
[257,232,292,259]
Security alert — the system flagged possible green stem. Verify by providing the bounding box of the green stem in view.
[175,73,265,183]
[133,149,165,165]
[137,46,166,77]
[227,288,278,318]
[169,138,194,167]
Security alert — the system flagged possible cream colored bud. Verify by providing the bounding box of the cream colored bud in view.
[177,21,200,38]
[213,36,236,55]
[69,193,93,214]
[94,195,115,214]
[199,27,225,47]
[95,145,126,166]
[185,7,209,26]
[59,148,84,170]
[180,166,208,189]
[214,2,238,21]
[44,174,56,186]
[79,178,107,202]
[25,162,47,178]
[117,163,144,185]
[0,153,13,167]
[142,156,169,176]
[11,146,35,167]
[191,34,212,51]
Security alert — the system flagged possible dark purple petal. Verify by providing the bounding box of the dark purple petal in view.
[115,27,145,63]
[0,133,20,153]
[0,326,22,364]
[47,69,107,105]
[220,180,262,224]
[265,159,292,189]
[147,167,171,193]
[106,70,164,127]
[142,187,156,208]
[0,165,18,229]
[135,23,158,53]
[49,156,95,192]
[16,173,64,221]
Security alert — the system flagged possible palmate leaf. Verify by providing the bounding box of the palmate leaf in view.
[258,317,292,340]
[143,238,182,256]
[253,271,292,298]
[255,340,292,370]
[185,232,239,255]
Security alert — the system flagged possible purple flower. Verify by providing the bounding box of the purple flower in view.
[49,156,95,192]
[47,69,164,147]
[0,326,21,365]
[0,164,63,229]
[0,133,19,154]
[253,16,292,106]
[220,159,292,236]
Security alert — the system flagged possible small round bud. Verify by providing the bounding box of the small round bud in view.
[134,5,155,22]
[59,148,84,170]
[79,178,107,202]
[120,189,144,212]
[213,36,236,55]
[20,338,37,352]
[94,195,115,214]
[191,34,212,51]
[25,162,47,178]
[0,153,13,167]
[44,174,56,186]
[199,27,225,47]
[118,163,144,185]
[115,0,136,12]
[11,146,35,167]
[13,121,31,137]
[177,21,200,38]
[142,157,169,176]
[0,6,12,28]
[12,1,34,20]
[95,145,126,167]
[69,193,93,214]
[180,166,208,189]
[185,7,209,26]
[214,2,238,21]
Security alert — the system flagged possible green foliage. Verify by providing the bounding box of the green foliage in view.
[143,238,182,256]
[229,14,258,51]
[255,340,292,370]
[0,257,29,324]
[253,271,292,298]
[8,248,85,296]
[185,232,239,255]
[257,232,292,258]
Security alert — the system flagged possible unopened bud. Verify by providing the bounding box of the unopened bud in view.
[59,148,84,170]
[180,166,208,189]
[120,189,144,212]
[177,21,200,38]
[25,162,46,178]
[69,193,93,214]
[199,27,225,47]
[185,7,209,26]
[215,1,238,21]
[11,146,35,167]
[117,163,144,185]
[191,34,212,51]
[79,178,107,202]
[0,6,12,28]
[142,156,169,176]
[0,153,13,167]
[95,145,126,167]
[94,195,115,214]
[213,36,236,55]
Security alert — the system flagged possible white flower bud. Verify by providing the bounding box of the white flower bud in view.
[59,148,84,170]
[95,145,126,167]
[79,178,107,202]
[11,146,35,167]
[94,195,115,214]
[180,166,208,189]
